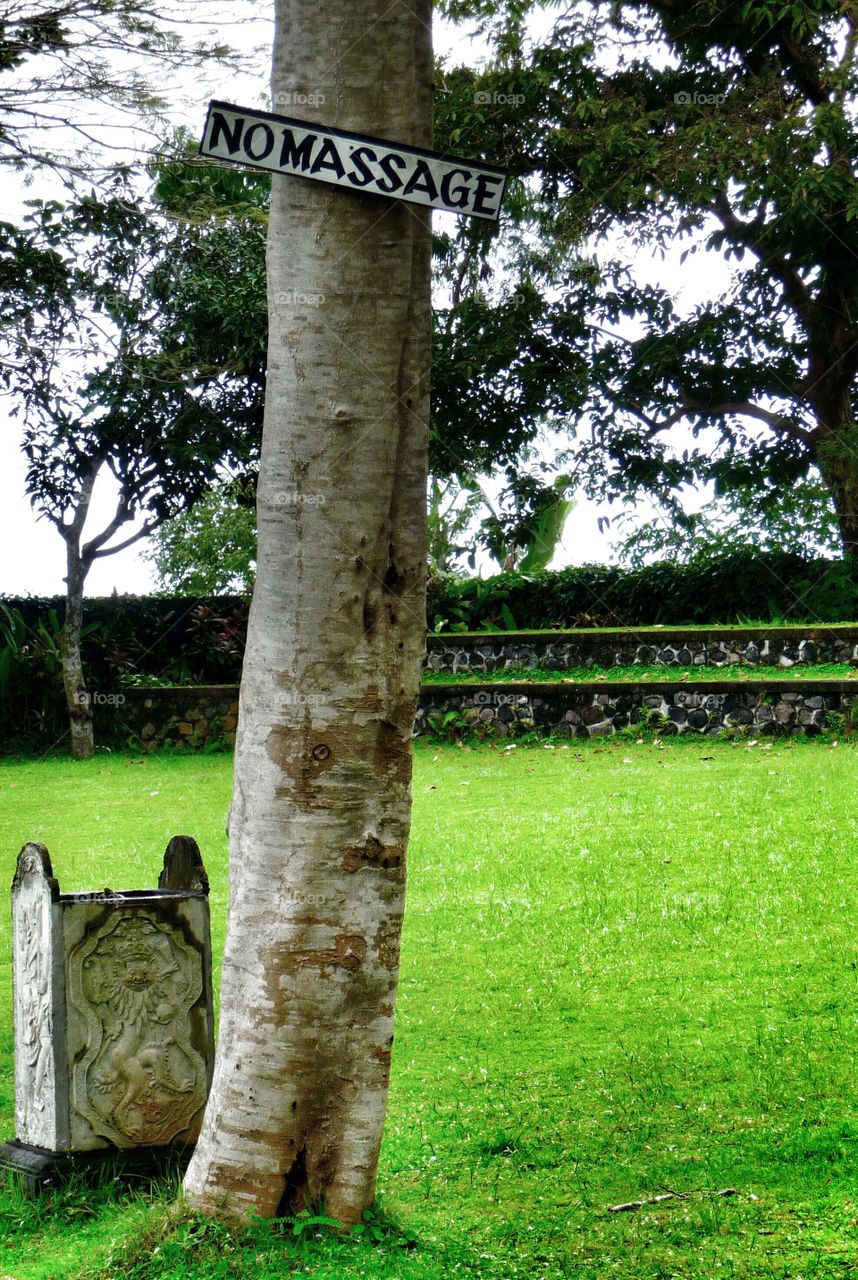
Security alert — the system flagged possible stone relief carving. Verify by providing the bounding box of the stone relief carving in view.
[12,849,56,1148]
[69,911,207,1147]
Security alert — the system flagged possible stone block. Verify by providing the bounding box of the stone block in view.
[10,837,213,1157]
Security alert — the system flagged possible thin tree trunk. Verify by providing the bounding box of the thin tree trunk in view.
[62,544,94,760]
[184,0,433,1224]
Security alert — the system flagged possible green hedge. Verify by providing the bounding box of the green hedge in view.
[427,553,858,631]
[0,595,249,751]
[2,553,856,750]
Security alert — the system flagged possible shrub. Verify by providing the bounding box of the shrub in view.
[427,552,858,630]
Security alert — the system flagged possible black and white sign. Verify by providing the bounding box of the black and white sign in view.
[199,100,508,222]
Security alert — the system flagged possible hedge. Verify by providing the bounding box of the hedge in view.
[2,552,856,750]
[427,552,858,631]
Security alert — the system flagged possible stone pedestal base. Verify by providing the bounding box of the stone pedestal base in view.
[0,1138,193,1195]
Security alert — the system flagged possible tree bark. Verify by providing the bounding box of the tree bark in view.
[807,338,858,562]
[825,455,858,562]
[62,544,94,761]
[183,0,433,1224]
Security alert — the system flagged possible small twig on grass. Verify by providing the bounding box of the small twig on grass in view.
[608,1188,737,1213]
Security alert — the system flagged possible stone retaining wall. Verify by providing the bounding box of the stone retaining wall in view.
[417,682,857,739]
[122,686,239,749]
[425,626,858,673]
[121,681,857,746]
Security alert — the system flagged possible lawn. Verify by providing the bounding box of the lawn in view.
[422,662,858,683]
[0,739,857,1278]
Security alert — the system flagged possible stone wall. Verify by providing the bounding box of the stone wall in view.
[425,626,858,673]
[122,686,239,749]
[417,682,857,739]
[122,680,857,745]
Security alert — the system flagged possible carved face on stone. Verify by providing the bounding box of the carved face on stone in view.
[122,955,153,991]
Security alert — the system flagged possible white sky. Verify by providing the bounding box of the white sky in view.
[0,7,732,596]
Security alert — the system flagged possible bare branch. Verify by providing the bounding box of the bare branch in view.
[89,518,160,558]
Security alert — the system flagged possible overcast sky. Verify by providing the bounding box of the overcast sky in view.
[0,8,731,597]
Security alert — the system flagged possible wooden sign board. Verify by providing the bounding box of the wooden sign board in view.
[199,100,508,222]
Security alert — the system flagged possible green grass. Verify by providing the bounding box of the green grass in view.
[1,741,858,1278]
[423,662,858,683]
[431,622,858,638]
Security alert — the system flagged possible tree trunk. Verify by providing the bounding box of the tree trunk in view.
[62,545,94,760]
[809,369,858,562]
[183,0,433,1224]
[817,422,858,561]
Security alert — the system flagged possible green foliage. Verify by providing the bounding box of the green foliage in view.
[423,661,858,684]
[428,551,858,630]
[0,595,250,750]
[144,481,257,595]
[613,477,843,567]
[428,573,523,632]
[0,601,67,747]
[431,0,858,555]
[430,281,588,479]
[479,471,576,572]
[0,186,256,533]
[427,471,576,576]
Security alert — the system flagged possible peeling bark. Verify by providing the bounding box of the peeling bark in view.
[183,0,433,1224]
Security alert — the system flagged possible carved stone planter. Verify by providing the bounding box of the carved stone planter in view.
[3,836,214,1187]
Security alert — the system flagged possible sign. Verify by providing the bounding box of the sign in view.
[199,100,507,222]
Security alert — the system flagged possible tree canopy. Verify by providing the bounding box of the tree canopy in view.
[0,0,245,173]
[431,0,858,558]
[0,178,260,752]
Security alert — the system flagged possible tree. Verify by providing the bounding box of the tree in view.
[0,0,239,174]
[144,479,257,593]
[433,0,858,558]
[147,146,581,585]
[0,187,254,757]
[182,0,433,1223]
